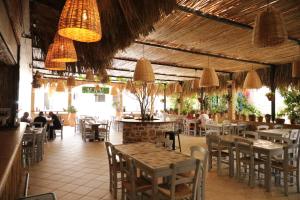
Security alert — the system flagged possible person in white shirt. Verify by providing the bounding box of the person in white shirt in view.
[199,110,210,128]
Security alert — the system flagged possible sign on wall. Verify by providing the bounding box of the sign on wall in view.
[82,86,110,94]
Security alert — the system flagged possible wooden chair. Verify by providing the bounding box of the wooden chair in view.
[54,126,63,139]
[206,134,229,175]
[234,138,265,187]
[81,120,95,142]
[165,131,182,152]
[105,142,122,199]
[257,125,269,130]
[99,121,110,141]
[158,159,201,200]
[241,131,258,139]
[22,132,36,167]
[118,152,152,200]
[32,122,43,128]
[271,143,300,196]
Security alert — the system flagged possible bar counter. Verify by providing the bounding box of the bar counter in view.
[0,123,26,200]
[117,118,175,143]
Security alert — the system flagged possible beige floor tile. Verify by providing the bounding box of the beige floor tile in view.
[60,192,83,200]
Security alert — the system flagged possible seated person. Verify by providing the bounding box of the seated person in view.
[199,110,210,128]
[20,112,31,123]
[48,111,62,140]
[33,111,47,127]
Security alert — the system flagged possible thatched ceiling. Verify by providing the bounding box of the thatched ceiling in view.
[31,0,300,83]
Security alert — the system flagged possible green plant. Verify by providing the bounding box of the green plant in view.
[235,92,261,116]
[279,89,300,120]
[207,95,228,114]
[67,105,77,113]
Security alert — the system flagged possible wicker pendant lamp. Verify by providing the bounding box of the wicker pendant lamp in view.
[111,86,118,96]
[243,70,262,89]
[45,44,66,71]
[292,61,300,78]
[51,34,77,63]
[133,57,155,82]
[175,83,183,93]
[252,5,287,48]
[86,69,94,81]
[66,76,76,87]
[200,57,219,87]
[56,81,65,92]
[58,0,101,43]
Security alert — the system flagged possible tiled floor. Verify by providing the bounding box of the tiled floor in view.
[28,126,300,200]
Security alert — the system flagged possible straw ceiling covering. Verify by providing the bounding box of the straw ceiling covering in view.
[31,0,300,87]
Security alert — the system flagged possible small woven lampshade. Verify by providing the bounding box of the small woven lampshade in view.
[175,83,183,93]
[111,86,118,96]
[51,34,77,63]
[193,79,201,89]
[58,0,101,42]
[200,68,219,87]
[243,70,262,89]
[133,58,155,82]
[252,6,287,48]
[292,61,300,78]
[66,76,76,87]
[86,69,94,81]
[45,44,66,71]
[56,81,65,92]
[95,84,101,91]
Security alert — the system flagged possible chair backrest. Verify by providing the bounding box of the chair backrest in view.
[289,129,300,144]
[257,125,269,130]
[105,142,114,167]
[32,122,43,128]
[242,131,258,139]
[283,143,300,167]
[273,124,283,129]
[206,134,221,151]
[169,159,200,200]
[222,120,231,125]
[234,138,254,155]
[206,129,220,136]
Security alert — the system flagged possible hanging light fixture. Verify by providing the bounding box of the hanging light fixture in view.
[252,5,287,48]
[51,34,77,63]
[86,69,94,81]
[56,81,65,92]
[95,84,101,92]
[45,43,66,71]
[200,57,219,87]
[243,69,262,89]
[292,60,300,78]
[133,45,155,82]
[66,76,76,87]
[58,0,101,43]
[175,83,183,93]
[193,70,201,89]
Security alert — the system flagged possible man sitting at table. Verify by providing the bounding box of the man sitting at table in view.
[48,111,62,140]
[20,112,31,123]
[33,111,47,127]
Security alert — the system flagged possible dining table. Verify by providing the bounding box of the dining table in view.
[85,120,108,140]
[205,123,247,135]
[114,142,192,199]
[212,135,285,192]
[256,129,291,140]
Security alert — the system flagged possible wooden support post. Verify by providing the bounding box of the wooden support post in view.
[270,65,276,122]
[67,87,72,107]
[200,88,204,111]
[163,84,167,111]
[31,88,35,115]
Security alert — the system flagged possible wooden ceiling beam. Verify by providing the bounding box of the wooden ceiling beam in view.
[135,40,270,66]
[177,4,300,45]
[114,57,231,74]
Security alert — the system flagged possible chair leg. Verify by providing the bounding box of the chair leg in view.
[177,134,181,152]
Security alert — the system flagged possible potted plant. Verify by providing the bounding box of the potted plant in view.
[265,92,275,101]
[279,89,300,124]
[240,110,248,121]
[265,114,271,123]
[67,105,77,126]
[248,113,256,122]
[257,115,263,122]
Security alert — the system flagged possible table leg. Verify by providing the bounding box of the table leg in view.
[152,174,158,199]
[229,145,234,177]
[265,153,272,192]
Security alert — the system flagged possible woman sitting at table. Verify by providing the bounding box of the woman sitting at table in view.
[20,112,31,123]
[199,110,210,128]
[48,111,62,140]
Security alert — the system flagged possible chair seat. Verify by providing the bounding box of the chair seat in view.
[158,183,192,199]
[271,161,298,172]
[210,150,230,157]
[123,177,152,192]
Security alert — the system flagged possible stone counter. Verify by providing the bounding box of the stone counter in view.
[117,119,175,143]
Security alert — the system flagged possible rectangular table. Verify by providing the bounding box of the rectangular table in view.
[205,123,247,135]
[216,135,284,192]
[257,129,291,140]
[114,142,191,199]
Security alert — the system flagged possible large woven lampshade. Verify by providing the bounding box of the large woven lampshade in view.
[175,83,183,93]
[56,81,65,92]
[86,69,94,81]
[243,70,262,89]
[292,61,300,78]
[193,79,201,89]
[45,44,66,71]
[67,76,76,87]
[133,58,155,82]
[200,68,219,87]
[252,6,287,48]
[51,34,77,63]
[58,0,101,43]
